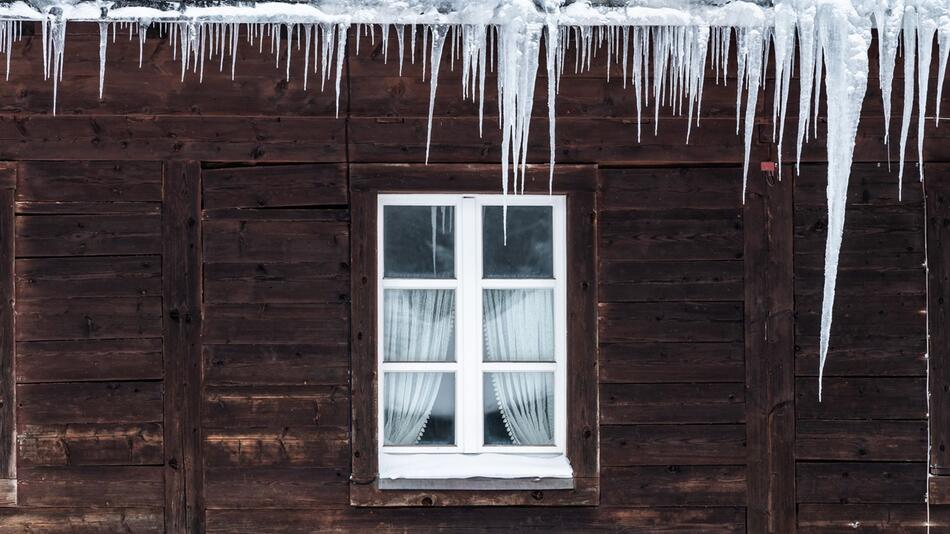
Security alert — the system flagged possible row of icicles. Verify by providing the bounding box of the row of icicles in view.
[2,14,946,397]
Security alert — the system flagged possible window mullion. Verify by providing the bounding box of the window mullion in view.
[460,197,481,453]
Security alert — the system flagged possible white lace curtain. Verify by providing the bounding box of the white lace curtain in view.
[483,288,555,445]
[383,289,455,445]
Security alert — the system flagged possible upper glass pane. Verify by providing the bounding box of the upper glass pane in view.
[384,372,455,446]
[384,289,455,362]
[483,372,555,446]
[483,288,554,362]
[384,205,455,279]
[482,205,553,279]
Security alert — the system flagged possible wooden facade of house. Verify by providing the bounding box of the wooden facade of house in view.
[0,22,942,532]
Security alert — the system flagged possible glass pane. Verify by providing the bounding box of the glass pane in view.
[384,372,455,446]
[384,205,454,279]
[483,288,554,362]
[384,289,455,362]
[483,205,553,279]
[483,372,554,446]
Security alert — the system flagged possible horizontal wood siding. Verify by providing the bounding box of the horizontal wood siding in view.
[13,160,165,525]
[0,23,942,533]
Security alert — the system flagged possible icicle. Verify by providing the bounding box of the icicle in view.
[546,21,559,192]
[738,27,764,201]
[334,23,347,118]
[917,19,937,182]
[303,24,312,91]
[46,15,67,115]
[898,10,917,200]
[815,0,871,401]
[98,21,108,100]
[796,13,817,173]
[396,25,406,75]
[937,30,950,124]
[874,1,904,148]
[425,25,449,164]
[771,5,796,176]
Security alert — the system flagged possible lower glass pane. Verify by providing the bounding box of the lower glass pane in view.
[483,372,555,446]
[383,372,455,446]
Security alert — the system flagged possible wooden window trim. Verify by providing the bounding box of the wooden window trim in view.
[350,164,598,507]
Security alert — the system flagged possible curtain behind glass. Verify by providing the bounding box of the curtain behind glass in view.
[383,289,455,445]
[483,289,555,445]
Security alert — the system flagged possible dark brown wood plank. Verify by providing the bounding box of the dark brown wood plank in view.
[599,342,744,384]
[599,209,743,262]
[349,163,597,193]
[796,420,927,462]
[744,167,795,533]
[599,302,743,343]
[205,467,348,508]
[203,386,348,430]
[0,508,163,533]
[0,188,13,482]
[204,344,348,386]
[16,161,162,203]
[797,504,943,533]
[600,424,745,466]
[794,205,924,256]
[15,213,161,257]
[797,377,926,420]
[17,382,163,426]
[202,219,349,263]
[600,383,745,424]
[205,506,746,533]
[598,167,742,210]
[17,423,163,467]
[15,202,162,215]
[795,162,924,206]
[602,466,746,506]
[15,297,162,341]
[202,164,347,209]
[0,115,346,162]
[16,339,163,383]
[162,160,203,533]
[599,260,743,302]
[928,172,950,472]
[15,256,161,299]
[202,303,349,344]
[797,462,925,504]
[17,466,164,507]
[204,428,349,468]
[349,117,751,165]
[203,262,348,304]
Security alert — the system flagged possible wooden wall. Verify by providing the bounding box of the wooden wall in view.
[0,23,942,532]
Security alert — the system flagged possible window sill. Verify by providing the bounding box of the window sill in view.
[379,452,573,480]
[378,477,574,491]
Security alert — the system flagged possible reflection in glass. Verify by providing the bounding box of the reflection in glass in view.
[384,205,455,278]
[483,205,553,279]
[483,289,554,362]
[483,372,554,446]
[384,372,455,446]
[384,289,455,362]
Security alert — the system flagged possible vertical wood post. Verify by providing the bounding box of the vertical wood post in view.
[0,163,15,507]
[163,161,203,533]
[927,174,950,475]
[745,164,796,533]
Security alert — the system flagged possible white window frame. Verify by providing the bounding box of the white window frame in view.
[376,193,570,480]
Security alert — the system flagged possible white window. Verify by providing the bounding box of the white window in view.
[377,194,570,483]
